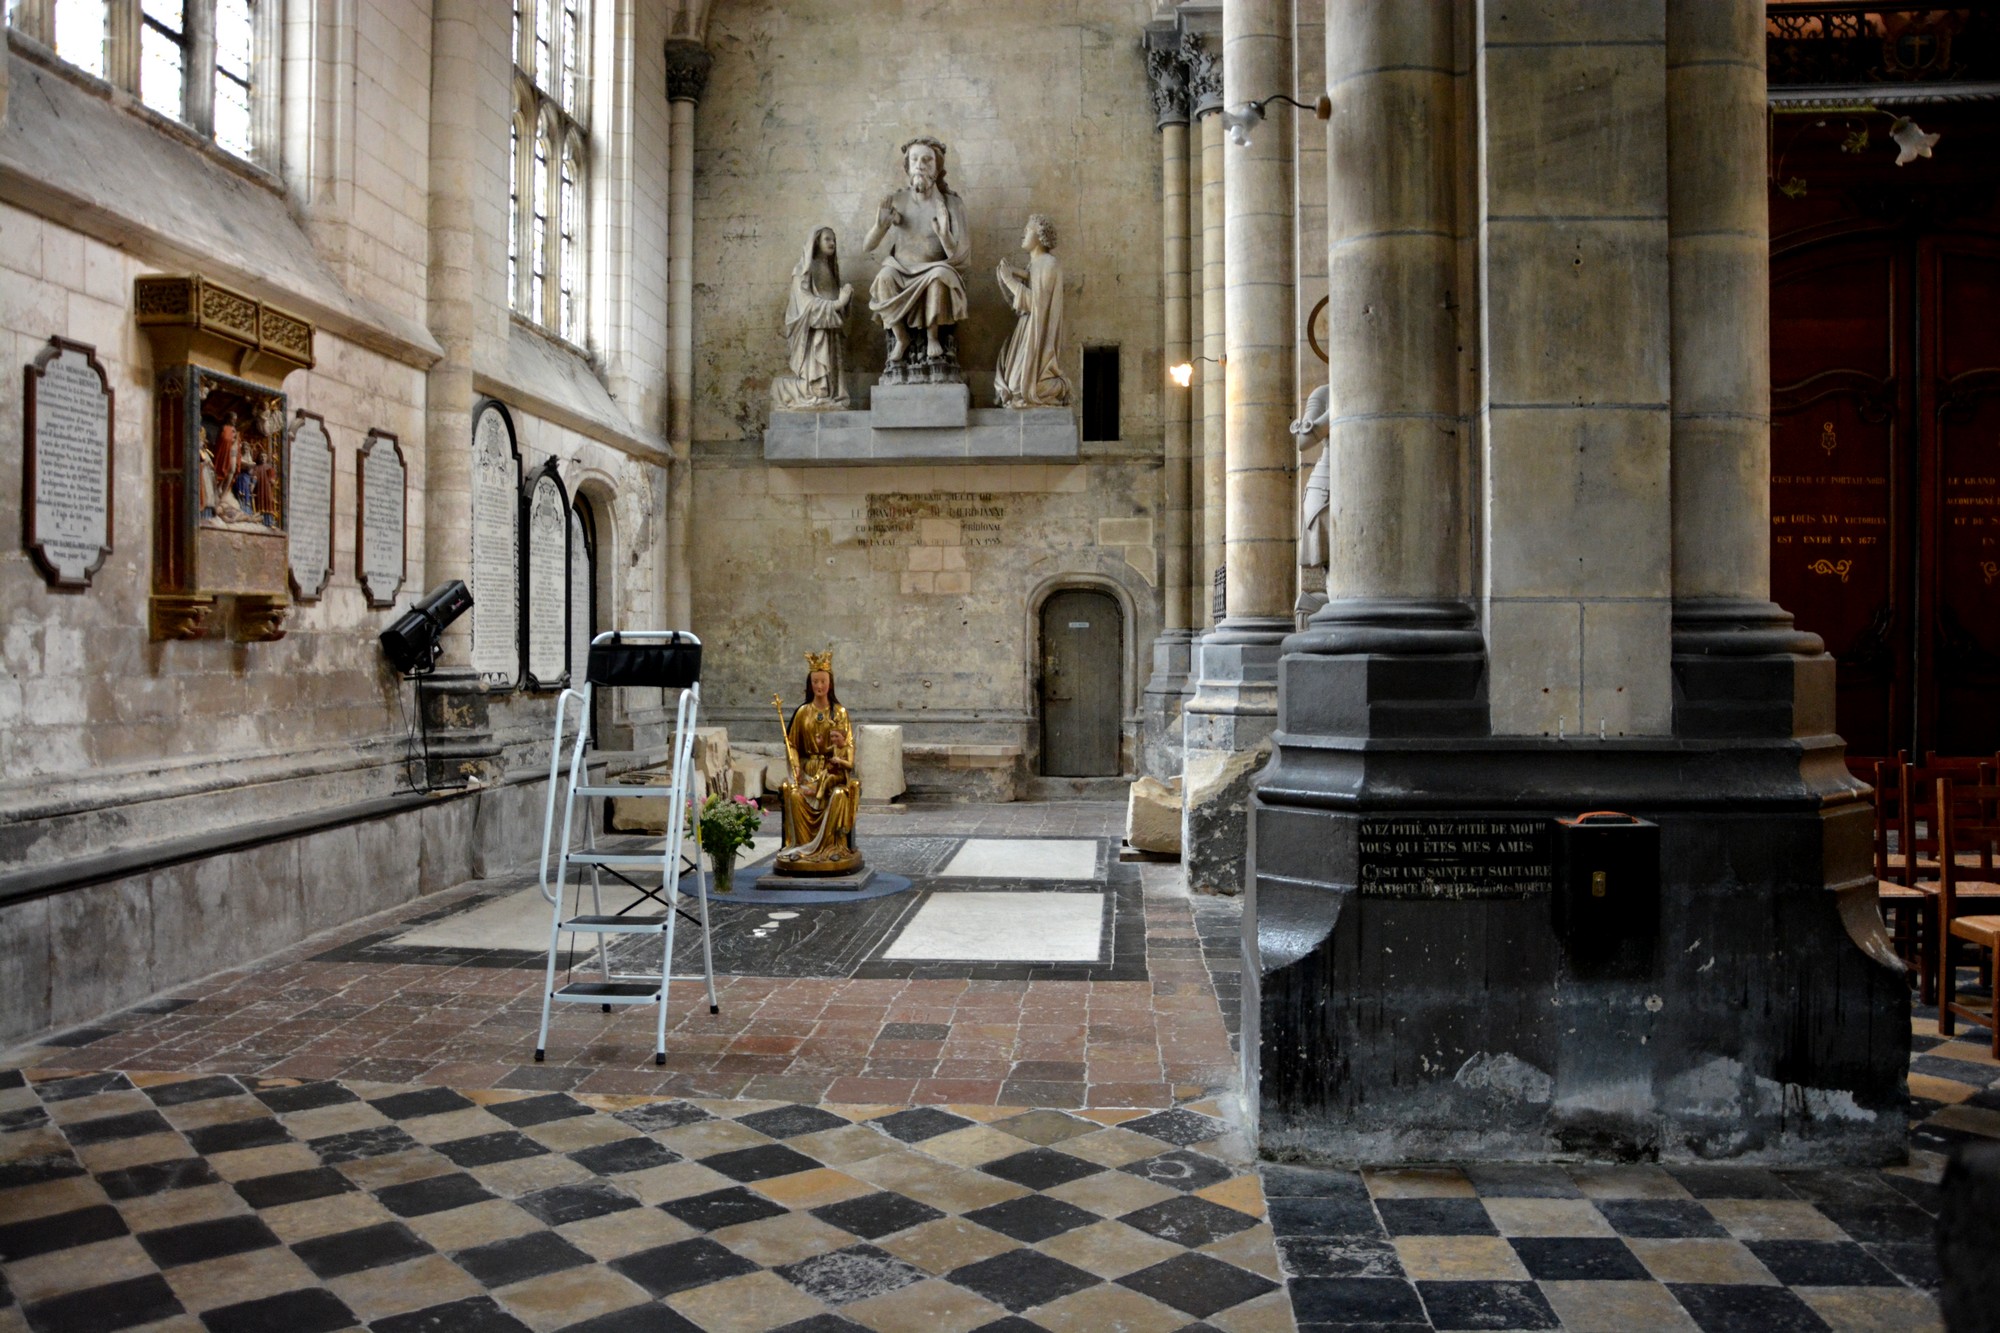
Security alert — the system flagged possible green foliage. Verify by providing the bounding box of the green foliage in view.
[691,791,762,857]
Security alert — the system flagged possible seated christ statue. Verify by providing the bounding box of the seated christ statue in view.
[864,136,969,366]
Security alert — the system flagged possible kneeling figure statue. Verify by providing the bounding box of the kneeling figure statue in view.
[774,651,864,876]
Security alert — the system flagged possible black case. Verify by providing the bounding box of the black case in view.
[1551,811,1661,976]
[586,632,702,689]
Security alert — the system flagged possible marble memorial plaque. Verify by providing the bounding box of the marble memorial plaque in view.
[24,338,113,587]
[522,462,570,689]
[1357,816,1553,900]
[357,429,407,607]
[469,401,520,686]
[286,412,334,602]
[568,505,592,682]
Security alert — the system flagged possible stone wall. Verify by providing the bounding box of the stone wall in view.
[688,0,1166,767]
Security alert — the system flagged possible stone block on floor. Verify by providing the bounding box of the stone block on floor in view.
[1126,776,1182,856]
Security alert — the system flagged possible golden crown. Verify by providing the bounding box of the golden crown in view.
[805,649,834,673]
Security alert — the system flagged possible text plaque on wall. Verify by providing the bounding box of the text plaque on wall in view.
[469,400,521,687]
[357,429,407,608]
[1357,816,1553,900]
[568,505,592,683]
[286,411,334,602]
[521,460,571,691]
[23,337,114,588]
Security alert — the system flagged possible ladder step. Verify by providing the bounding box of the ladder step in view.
[561,915,669,933]
[566,852,676,867]
[571,784,679,797]
[552,981,659,1003]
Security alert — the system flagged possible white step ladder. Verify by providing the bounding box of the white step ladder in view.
[535,630,717,1066]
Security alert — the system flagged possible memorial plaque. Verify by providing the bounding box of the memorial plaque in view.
[286,412,334,602]
[469,400,521,687]
[1357,816,1553,900]
[568,505,592,682]
[357,429,407,607]
[521,460,570,690]
[23,337,113,588]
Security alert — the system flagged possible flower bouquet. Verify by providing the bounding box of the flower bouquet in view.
[690,791,762,893]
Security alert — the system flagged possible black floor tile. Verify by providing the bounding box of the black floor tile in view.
[1816,1201,1937,1245]
[1119,1108,1229,1147]
[877,1022,949,1042]
[143,1076,245,1107]
[309,1125,421,1163]
[1279,1235,1404,1279]
[290,1220,432,1279]
[41,1029,119,1048]
[660,1185,791,1232]
[610,1100,713,1134]
[1510,1236,1650,1281]
[1259,1164,1371,1200]
[962,1321,1045,1333]
[767,1317,870,1333]
[980,1147,1105,1191]
[809,1191,945,1240]
[22,1273,183,1333]
[1462,1165,1581,1199]
[35,1072,133,1102]
[735,1104,850,1140]
[1594,1198,1730,1239]
[963,1195,1099,1243]
[1268,1196,1383,1238]
[252,1082,359,1114]
[0,1204,129,1260]
[949,1247,1101,1312]
[453,1231,594,1288]
[372,1294,534,1332]
[567,1138,680,1176]
[699,1143,821,1183]
[1770,1170,1907,1209]
[1118,1195,1257,1248]
[1910,1054,2000,1086]
[374,1172,497,1218]
[1375,1198,1496,1237]
[1878,1172,1942,1215]
[1119,1149,1233,1194]
[233,1166,356,1210]
[1418,1279,1561,1330]
[1863,1240,1942,1291]
[187,1117,293,1155]
[1285,1276,1427,1325]
[1665,1166,1798,1200]
[97,1157,224,1200]
[609,1236,761,1297]
[370,1088,476,1121]
[200,1285,358,1333]
[556,1304,704,1332]
[1116,1251,1278,1319]
[1744,1239,1901,1287]
[486,1093,592,1128]
[517,1181,641,1227]
[63,1109,173,1145]
[775,1244,926,1306]
[138,1215,281,1268]
[0,1153,87,1189]
[433,1131,551,1169]
[1668,1282,1834,1332]
[0,1105,47,1131]
[870,1107,974,1143]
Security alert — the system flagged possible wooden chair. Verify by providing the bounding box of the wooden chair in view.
[1936,774,2000,1055]
[1872,759,1933,998]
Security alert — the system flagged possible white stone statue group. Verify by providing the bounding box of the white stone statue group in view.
[772,136,1069,411]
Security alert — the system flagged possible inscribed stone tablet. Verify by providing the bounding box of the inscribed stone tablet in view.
[358,430,407,607]
[286,413,334,602]
[523,469,569,688]
[25,339,113,587]
[568,506,592,682]
[1356,816,1553,900]
[469,402,520,686]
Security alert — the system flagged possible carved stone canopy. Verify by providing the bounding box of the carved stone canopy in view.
[134,275,315,389]
[664,40,713,103]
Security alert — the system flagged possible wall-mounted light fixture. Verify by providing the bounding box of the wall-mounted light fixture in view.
[1221,92,1332,148]
[1169,355,1224,387]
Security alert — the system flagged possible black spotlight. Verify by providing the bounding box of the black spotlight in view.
[380,580,473,676]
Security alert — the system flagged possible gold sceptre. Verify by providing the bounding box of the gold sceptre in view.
[772,693,801,785]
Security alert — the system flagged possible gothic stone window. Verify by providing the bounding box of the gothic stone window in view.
[512,0,589,344]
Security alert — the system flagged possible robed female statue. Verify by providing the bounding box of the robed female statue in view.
[773,227,853,410]
[774,650,864,875]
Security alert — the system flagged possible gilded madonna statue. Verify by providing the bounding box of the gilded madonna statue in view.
[773,650,864,876]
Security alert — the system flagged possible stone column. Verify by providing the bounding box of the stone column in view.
[1141,30,1196,778]
[1190,32,1227,632]
[1181,5,1292,897]
[663,40,710,633]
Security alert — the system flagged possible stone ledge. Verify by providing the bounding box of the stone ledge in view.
[765,406,1077,464]
[905,742,1024,769]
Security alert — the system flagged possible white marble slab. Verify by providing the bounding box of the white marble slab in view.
[938,838,1099,881]
[397,885,554,951]
[881,891,1104,962]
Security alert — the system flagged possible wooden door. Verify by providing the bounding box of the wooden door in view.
[1040,589,1121,776]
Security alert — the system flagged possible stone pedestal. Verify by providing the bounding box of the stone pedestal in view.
[1182,625,1286,896]
[1141,629,1194,779]
[856,724,906,804]
[415,671,505,791]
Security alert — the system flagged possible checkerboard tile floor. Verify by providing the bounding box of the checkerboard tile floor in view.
[0,1072,1286,1332]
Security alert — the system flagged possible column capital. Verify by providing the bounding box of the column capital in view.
[1145,45,1190,127]
[664,40,712,103]
[1182,31,1224,118]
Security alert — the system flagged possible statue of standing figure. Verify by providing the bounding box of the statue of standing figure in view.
[1292,385,1332,567]
[864,136,969,383]
[994,214,1071,409]
[773,226,853,410]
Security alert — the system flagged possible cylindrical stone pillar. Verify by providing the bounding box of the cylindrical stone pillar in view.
[1221,0,1295,630]
[1200,110,1226,627]
[664,41,710,633]
[1161,118,1193,630]
[1187,102,1206,612]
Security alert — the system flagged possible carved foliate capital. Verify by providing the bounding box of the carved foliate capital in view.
[663,41,712,103]
[1146,46,1189,128]
[1182,32,1224,118]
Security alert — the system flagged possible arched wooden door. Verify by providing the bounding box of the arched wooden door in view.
[1039,589,1121,776]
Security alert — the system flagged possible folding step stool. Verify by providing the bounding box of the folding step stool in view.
[535,630,717,1065]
